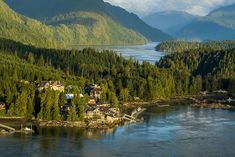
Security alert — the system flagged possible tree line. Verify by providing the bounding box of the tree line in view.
[156,40,235,53]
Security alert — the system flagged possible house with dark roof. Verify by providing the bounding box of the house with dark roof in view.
[0,102,6,111]
[85,84,103,101]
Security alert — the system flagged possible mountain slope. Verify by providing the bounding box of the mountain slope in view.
[178,3,235,40]
[142,11,199,35]
[0,0,147,48]
[5,0,172,41]
[208,3,235,29]
[178,20,235,40]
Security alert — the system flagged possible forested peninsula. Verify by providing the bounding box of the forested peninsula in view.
[0,38,234,127]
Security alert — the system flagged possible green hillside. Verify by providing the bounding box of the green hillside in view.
[0,0,147,48]
[5,0,172,41]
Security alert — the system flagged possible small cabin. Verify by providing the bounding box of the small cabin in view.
[38,81,65,92]
[50,81,65,92]
[88,98,97,105]
[85,84,102,101]
[0,102,6,111]
[96,102,111,107]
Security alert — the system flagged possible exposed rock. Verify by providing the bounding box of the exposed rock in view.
[38,120,86,128]
[87,119,122,129]
[38,119,122,129]
[0,129,11,135]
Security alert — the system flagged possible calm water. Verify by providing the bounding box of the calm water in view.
[1,106,235,157]
[78,42,165,64]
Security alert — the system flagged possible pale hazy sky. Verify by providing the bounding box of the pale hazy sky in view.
[104,0,235,16]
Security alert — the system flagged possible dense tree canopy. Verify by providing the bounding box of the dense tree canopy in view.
[0,38,234,121]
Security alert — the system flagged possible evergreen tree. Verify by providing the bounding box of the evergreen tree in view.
[38,55,45,66]
[59,92,67,108]
[26,85,35,119]
[51,91,61,120]
[67,104,78,122]
[15,90,28,117]
[44,90,52,120]
[12,69,18,80]
[109,92,119,108]
[38,89,53,120]
[120,88,129,102]
[27,52,35,64]
[78,98,86,120]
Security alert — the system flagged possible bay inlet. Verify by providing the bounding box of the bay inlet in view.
[78,42,165,64]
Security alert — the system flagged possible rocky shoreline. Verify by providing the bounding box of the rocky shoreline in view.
[37,119,123,129]
[122,94,234,110]
[1,94,234,131]
[0,129,12,135]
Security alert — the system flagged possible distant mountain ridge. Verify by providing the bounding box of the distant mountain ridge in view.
[5,0,172,41]
[142,11,199,36]
[209,3,235,15]
[178,3,235,40]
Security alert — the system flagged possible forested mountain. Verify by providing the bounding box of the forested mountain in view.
[0,0,147,48]
[5,0,172,41]
[142,11,199,36]
[178,3,235,40]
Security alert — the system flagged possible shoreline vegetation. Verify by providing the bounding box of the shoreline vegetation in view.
[37,92,234,127]
[0,38,235,135]
[0,93,234,135]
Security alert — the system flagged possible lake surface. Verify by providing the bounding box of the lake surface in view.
[1,106,235,157]
[78,42,165,64]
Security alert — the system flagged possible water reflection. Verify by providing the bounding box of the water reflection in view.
[1,106,235,157]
